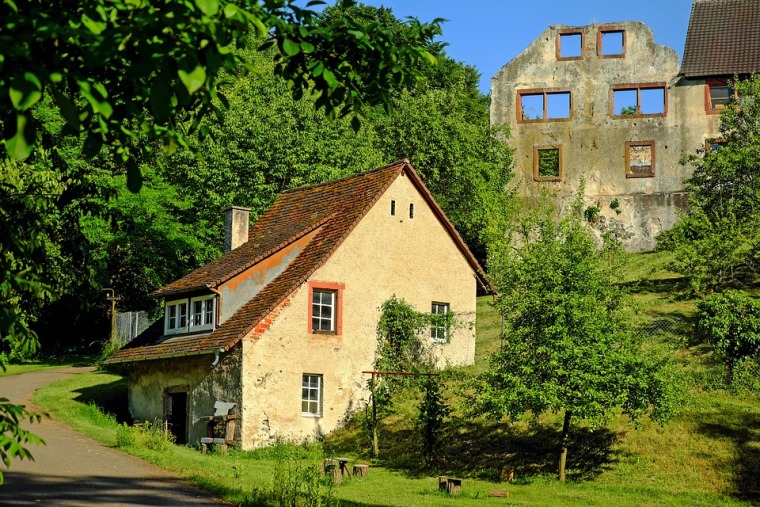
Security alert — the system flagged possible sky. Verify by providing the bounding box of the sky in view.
[361,0,696,94]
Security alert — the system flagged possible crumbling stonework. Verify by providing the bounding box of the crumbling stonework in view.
[491,22,721,251]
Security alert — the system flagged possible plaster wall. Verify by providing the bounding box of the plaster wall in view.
[491,22,721,250]
[218,230,318,323]
[127,349,242,445]
[239,173,477,449]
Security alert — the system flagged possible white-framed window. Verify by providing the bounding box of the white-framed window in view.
[311,290,335,333]
[301,374,323,416]
[164,295,215,335]
[431,302,450,343]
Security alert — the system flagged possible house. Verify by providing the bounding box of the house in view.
[680,0,760,109]
[489,15,734,251]
[104,160,489,449]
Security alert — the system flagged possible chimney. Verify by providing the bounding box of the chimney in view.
[224,206,250,253]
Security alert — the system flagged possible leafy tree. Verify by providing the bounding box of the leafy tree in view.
[474,192,683,481]
[659,75,760,294]
[1,0,442,172]
[696,290,760,378]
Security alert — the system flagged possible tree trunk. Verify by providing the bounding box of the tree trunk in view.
[558,410,571,482]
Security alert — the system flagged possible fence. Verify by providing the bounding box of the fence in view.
[114,311,152,345]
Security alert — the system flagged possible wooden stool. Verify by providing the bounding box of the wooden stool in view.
[353,464,369,478]
[447,477,462,495]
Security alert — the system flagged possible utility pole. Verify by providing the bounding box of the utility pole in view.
[102,288,121,346]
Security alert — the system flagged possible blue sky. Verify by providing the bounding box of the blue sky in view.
[362,0,695,94]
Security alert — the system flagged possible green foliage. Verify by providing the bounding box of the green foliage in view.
[1,0,442,170]
[265,460,335,507]
[659,75,760,294]
[584,204,600,223]
[116,419,175,452]
[620,105,638,116]
[610,198,621,214]
[0,399,43,484]
[696,290,760,374]
[415,376,450,467]
[375,296,435,376]
[476,190,684,478]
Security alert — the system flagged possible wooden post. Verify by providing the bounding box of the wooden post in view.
[559,410,571,482]
[371,373,379,458]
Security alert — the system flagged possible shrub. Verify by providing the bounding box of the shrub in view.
[115,419,175,451]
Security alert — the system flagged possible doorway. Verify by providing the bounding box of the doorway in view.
[165,390,188,444]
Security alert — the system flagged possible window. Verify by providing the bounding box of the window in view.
[625,141,655,178]
[301,374,322,416]
[557,30,583,60]
[705,79,733,114]
[705,138,726,153]
[390,200,396,216]
[307,281,344,335]
[533,146,563,181]
[165,295,215,335]
[431,302,450,342]
[598,29,625,58]
[611,84,667,117]
[517,89,572,122]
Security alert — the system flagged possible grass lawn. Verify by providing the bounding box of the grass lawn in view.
[31,251,760,506]
[0,361,79,377]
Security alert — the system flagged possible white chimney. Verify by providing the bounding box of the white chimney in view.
[224,206,250,253]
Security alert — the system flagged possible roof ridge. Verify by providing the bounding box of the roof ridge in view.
[281,159,408,195]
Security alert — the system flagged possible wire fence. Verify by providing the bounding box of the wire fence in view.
[114,311,152,345]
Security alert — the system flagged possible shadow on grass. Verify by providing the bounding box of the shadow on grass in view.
[698,411,760,502]
[327,414,622,483]
[74,378,131,424]
[621,276,690,296]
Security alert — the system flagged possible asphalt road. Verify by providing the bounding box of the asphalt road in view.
[0,367,226,506]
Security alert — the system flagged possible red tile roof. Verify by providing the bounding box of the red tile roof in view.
[681,0,760,78]
[104,160,490,364]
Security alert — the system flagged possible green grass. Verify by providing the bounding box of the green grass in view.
[0,361,75,377]
[31,255,760,506]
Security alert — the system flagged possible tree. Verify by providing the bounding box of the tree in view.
[695,290,760,380]
[1,0,442,173]
[659,75,760,294]
[474,192,683,481]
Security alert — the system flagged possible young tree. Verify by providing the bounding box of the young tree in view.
[659,75,760,294]
[474,192,683,481]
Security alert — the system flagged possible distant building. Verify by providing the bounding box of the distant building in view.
[491,1,759,251]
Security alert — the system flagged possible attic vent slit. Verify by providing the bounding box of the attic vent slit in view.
[391,200,396,216]
[409,203,414,219]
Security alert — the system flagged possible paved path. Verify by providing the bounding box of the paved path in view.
[0,367,226,506]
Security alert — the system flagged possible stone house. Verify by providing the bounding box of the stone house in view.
[104,160,488,449]
[490,0,760,251]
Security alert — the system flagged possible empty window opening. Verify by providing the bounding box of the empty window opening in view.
[599,30,625,57]
[533,146,562,181]
[558,32,583,59]
[626,141,655,178]
[409,203,414,218]
[612,85,666,117]
[705,138,726,153]
[518,90,571,122]
[390,200,396,215]
[301,374,323,416]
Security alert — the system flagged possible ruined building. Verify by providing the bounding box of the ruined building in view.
[491,0,760,251]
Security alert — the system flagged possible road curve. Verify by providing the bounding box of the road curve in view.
[0,367,226,506]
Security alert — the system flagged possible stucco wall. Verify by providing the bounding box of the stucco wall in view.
[218,230,318,323]
[239,173,478,449]
[491,22,721,251]
[128,349,242,445]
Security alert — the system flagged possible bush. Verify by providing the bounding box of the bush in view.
[696,290,760,379]
[115,419,175,451]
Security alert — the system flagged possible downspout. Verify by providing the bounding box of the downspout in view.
[211,348,224,369]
